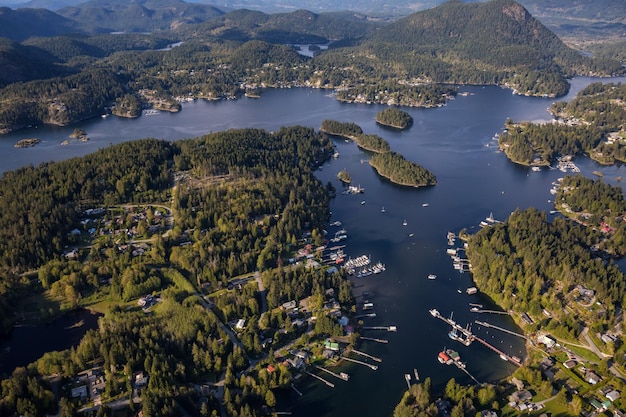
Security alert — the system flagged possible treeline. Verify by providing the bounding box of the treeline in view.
[319,119,363,138]
[376,107,413,129]
[498,121,602,165]
[393,377,500,417]
[355,134,391,153]
[556,175,626,256]
[466,208,626,341]
[369,152,436,187]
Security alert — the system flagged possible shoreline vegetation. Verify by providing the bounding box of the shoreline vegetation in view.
[498,82,626,168]
[375,107,413,130]
[321,119,435,187]
[14,138,40,148]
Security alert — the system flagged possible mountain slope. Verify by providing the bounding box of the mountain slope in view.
[0,37,70,85]
[343,0,624,96]
[0,7,83,41]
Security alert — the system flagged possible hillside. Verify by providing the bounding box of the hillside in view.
[0,6,83,41]
[57,0,226,33]
[333,0,624,97]
[183,8,380,43]
[0,37,70,86]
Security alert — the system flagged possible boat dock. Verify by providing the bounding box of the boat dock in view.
[454,361,480,385]
[350,349,382,363]
[304,371,335,388]
[430,308,522,367]
[470,308,511,315]
[360,336,388,344]
[475,320,527,340]
[362,326,397,332]
[314,365,349,381]
[341,356,378,370]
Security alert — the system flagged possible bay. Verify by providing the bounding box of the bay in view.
[1,76,625,415]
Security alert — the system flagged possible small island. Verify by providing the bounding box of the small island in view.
[369,152,436,188]
[69,128,89,142]
[337,168,352,184]
[376,107,413,130]
[320,119,363,139]
[14,138,40,148]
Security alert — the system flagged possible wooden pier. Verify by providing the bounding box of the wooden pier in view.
[361,336,388,344]
[304,370,335,387]
[291,383,303,397]
[314,365,349,381]
[475,320,527,340]
[454,361,480,385]
[470,309,511,315]
[341,356,378,370]
[350,349,382,363]
[362,326,397,332]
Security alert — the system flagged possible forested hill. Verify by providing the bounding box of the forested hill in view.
[0,37,70,86]
[351,0,624,96]
[0,6,82,41]
[182,8,380,43]
[56,0,225,33]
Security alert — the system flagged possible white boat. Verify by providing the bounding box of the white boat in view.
[361,201,365,205]
[381,207,385,213]
[403,219,407,226]
[422,203,429,207]
[428,274,437,280]
[429,308,439,317]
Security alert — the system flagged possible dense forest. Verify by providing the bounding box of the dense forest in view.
[369,152,437,187]
[0,125,361,416]
[375,107,413,129]
[466,206,626,348]
[499,82,626,166]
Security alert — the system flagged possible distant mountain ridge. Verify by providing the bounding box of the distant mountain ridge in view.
[0,6,83,41]
[183,8,379,43]
[56,0,226,33]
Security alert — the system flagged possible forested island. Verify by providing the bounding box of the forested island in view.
[498,82,626,166]
[376,107,413,129]
[369,152,437,188]
[321,119,433,186]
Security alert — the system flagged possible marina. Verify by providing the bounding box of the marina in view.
[429,309,522,367]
